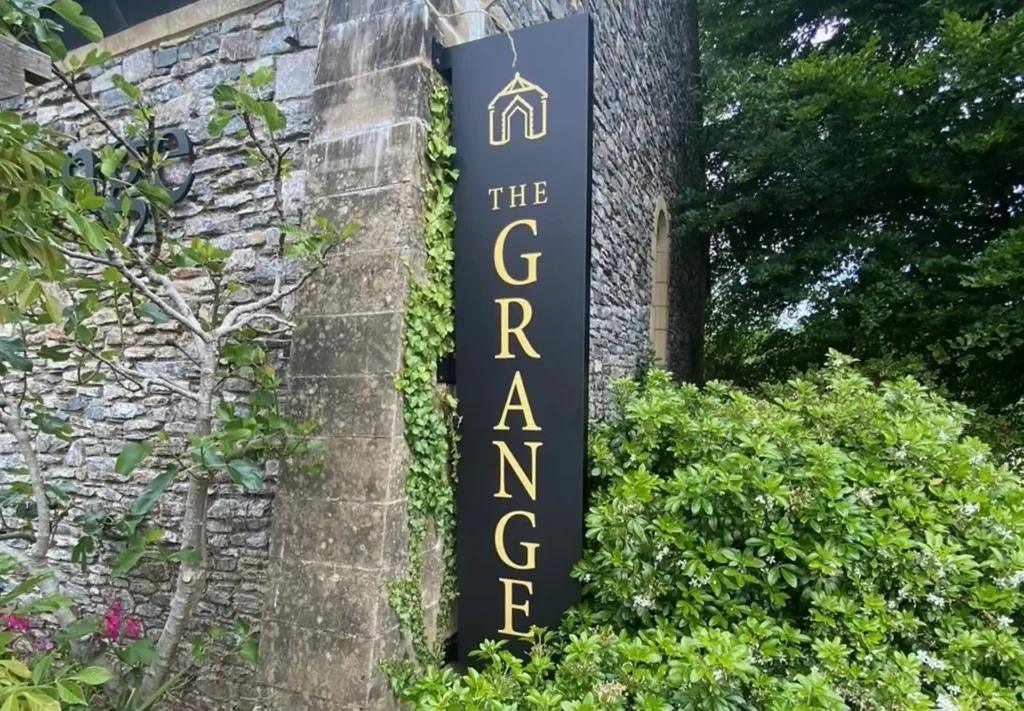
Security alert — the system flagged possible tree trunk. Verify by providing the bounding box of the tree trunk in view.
[668,0,709,385]
[140,346,216,698]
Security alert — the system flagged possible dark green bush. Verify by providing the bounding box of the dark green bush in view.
[395,353,1024,710]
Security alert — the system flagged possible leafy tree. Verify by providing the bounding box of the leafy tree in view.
[0,1,354,704]
[692,0,1024,446]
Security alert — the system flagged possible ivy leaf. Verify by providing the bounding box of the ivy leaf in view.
[48,0,104,42]
[239,637,260,665]
[226,459,262,491]
[115,442,153,478]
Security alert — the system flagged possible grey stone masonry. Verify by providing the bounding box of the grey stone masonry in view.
[256,0,445,709]
[5,1,327,708]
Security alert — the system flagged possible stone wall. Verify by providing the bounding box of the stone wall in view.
[483,0,688,414]
[3,1,325,707]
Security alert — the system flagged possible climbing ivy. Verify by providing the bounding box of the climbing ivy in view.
[388,79,460,666]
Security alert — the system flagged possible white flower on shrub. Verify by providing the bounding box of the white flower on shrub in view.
[855,488,875,506]
[959,502,980,517]
[996,570,1024,588]
[595,681,625,703]
[997,615,1013,629]
[632,593,655,611]
[914,650,946,671]
[935,693,959,711]
[968,452,986,466]
[893,443,910,460]
[926,592,947,607]
[712,668,725,682]
[654,547,669,563]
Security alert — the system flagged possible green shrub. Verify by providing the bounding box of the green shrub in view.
[395,353,1024,710]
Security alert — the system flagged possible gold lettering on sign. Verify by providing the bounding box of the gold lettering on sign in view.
[495,298,540,359]
[493,441,542,500]
[489,187,504,211]
[494,371,541,432]
[498,578,534,636]
[486,147,554,640]
[494,510,539,570]
[534,181,548,205]
[493,219,540,286]
[510,184,527,208]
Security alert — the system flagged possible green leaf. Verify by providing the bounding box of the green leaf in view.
[135,301,169,324]
[74,666,112,686]
[0,692,20,711]
[239,637,260,665]
[56,616,99,643]
[124,638,159,666]
[30,655,51,685]
[129,468,176,521]
[56,683,86,706]
[0,338,32,372]
[226,459,263,491]
[48,0,104,42]
[115,442,153,477]
[171,547,200,564]
[113,544,146,576]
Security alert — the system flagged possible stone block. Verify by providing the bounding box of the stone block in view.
[278,436,399,502]
[219,30,259,62]
[264,558,384,637]
[155,94,193,127]
[311,61,430,141]
[121,49,153,83]
[269,496,390,568]
[154,47,177,68]
[289,374,398,439]
[290,311,404,376]
[275,48,318,100]
[254,5,284,29]
[307,120,426,197]
[261,620,373,706]
[293,248,413,317]
[327,0,416,26]
[284,0,325,24]
[309,183,424,253]
[315,3,428,84]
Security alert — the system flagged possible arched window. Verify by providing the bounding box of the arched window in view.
[650,199,670,366]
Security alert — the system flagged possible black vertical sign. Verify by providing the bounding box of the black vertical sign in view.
[449,15,594,663]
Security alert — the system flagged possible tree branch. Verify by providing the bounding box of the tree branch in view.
[108,249,208,343]
[216,243,338,336]
[0,402,75,626]
[78,345,200,402]
[52,65,145,166]
[0,532,36,542]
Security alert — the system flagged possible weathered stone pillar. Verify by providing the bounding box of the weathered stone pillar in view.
[259,0,440,707]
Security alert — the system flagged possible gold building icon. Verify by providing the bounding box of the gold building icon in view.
[488,73,548,146]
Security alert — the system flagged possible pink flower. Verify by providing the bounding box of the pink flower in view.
[2,615,30,633]
[125,617,142,640]
[104,600,123,640]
